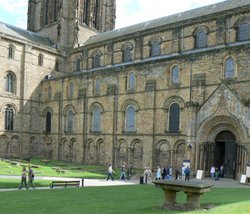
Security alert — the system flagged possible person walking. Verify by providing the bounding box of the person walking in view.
[175,169,180,180]
[162,167,166,180]
[210,165,215,180]
[181,165,185,180]
[19,166,27,189]
[147,167,152,183]
[219,165,224,178]
[119,162,126,180]
[156,166,161,180]
[184,166,190,181]
[106,164,115,181]
[27,166,35,189]
[143,167,149,184]
[169,166,173,179]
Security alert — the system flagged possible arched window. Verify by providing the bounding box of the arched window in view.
[66,109,74,132]
[76,59,81,71]
[46,111,52,133]
[48,86,52,99]
[68,82,74,97]
[150,41,160,57]
[45,0,49,25]
[225,57,234,78]
[125,106,136,132]
[128,72,135,90]
[92,107,101,132]
[83,0,89,24]
[53,0,58,22]
[38,54,44,66]
[238,22,250,41]
[93,0,100,29]
[196,31,207,48]
[8,45,14,59]
[55,59,60,71]
[169,103,180,133]
[95,78,100,94]
[5,105,14,130]
[93,54,101,68]
[5,72,15,93]
[123,47,132,62]
[171,66,179,84]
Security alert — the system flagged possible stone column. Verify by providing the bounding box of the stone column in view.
[82,50,88,70]
[185,192,202,209]
[106,42,113,66]
[163,189,178,207]
[186,101,199,171]
[134,36,143,60]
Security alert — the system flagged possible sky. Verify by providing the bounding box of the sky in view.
[0,0,225,30]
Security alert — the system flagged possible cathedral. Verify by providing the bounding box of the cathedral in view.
[0,0,250,179]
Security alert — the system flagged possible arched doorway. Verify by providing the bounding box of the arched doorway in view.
[214,131,236,178]
[196,115,247,179]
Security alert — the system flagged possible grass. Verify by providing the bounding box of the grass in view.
[0,185,249,214]
[0,158,110,189]
[0,158,106,178]
[0,179,51,188]
[0,158,140,189]
[1,158,249,213]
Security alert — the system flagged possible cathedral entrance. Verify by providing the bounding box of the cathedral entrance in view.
[214,131,237,178]
[200,131,238,179]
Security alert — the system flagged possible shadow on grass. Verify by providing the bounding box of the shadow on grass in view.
[0,179,51,189]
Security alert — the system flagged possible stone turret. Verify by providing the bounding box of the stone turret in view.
[27,0,116,52]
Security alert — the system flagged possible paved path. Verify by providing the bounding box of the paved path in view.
[0,175,249,192]
[0,175,138,191]
[197,177,250,188]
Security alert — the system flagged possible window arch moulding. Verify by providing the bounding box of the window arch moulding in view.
[148,36,162,57]
[233,16,250,41]
[222,55,237,80]
[193,25,210,49]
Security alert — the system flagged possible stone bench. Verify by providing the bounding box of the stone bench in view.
[153,180,213,210]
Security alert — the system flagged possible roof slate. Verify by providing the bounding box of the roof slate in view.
[84,0,250,46]
[0,21,55,48]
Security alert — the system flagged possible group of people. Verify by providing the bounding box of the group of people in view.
[156,165,191,181]
[19,166,35,190]
[106,162,192,182]
[143,167,152,183]
[210,165,224,180]
[106,162,128,181]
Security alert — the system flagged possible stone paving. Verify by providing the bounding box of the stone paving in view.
[0,175,249,192]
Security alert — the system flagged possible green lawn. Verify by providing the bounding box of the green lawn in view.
[0,179,51,189]
[0,185,249,214]
[0,158,106,178]
[0,158,109,189]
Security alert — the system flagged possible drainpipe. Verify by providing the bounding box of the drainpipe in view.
[19,44,26,158]
[152,83,157,168]
[189,59,193,103]
[58,79,64,160]
[83,77,89,164]
[112,76,119,166]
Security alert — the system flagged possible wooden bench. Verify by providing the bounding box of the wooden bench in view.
[153,180,213,210]
[41,159,50,165]
[50,180,81,189]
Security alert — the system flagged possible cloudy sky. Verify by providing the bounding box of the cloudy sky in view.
[0,0,225,29]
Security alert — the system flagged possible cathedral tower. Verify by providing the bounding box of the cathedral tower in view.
[27,0,116,51]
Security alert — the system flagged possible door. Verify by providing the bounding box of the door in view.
[215,131,237,178]
[224,141,237,178]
